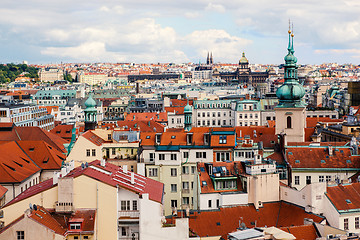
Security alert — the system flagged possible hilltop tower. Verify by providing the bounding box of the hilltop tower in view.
[84,94,98,132]
[275,25,306,142]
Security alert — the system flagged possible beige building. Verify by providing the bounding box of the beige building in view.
[1,160,188,240]
[39,68,64,82]
[78,72,108,85]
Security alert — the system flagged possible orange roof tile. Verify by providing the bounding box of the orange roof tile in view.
[280,225,318,240]
[326,183,360,211]
[306,117,343,128]
[0,141,41,184]
[117,120,165,132]
[0,184,8,198]
[50,124,73,142]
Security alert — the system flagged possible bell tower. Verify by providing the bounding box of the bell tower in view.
[84,94,97,132]
[275,23,306,143]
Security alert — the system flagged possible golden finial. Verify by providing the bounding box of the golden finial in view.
[291,22,294,37]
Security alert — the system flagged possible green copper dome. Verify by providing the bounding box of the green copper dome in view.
[184,102,192,113]
[276,28,306,108]
[85,95,96,108]
[239,52,249,64]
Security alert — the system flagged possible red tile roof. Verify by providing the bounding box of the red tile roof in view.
[286,145,360,169]
[165,106,185,115]
[82,131,106,146]
[5,178,55,207]
[117,120,165,132]
[50,124,74,142]
[306,117,343,128]
[29,206,67,235]
[66,160,164,204]
[234,126,276,148]
[17,141,66,170]
[169,202,324,238]
[326,183,360,211]
[124,112,167,122]
[0,141,41,184]
[0,126,67,153]
[280,225,318,240]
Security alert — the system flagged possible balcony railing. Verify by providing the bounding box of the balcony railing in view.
[118,210,140,219]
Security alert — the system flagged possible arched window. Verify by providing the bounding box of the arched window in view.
[287,116,292,129]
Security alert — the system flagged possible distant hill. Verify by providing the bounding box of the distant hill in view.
[0,64,39,83]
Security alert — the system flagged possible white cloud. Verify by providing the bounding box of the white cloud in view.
[205,3,226,13]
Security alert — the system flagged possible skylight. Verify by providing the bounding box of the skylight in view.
[346,199,352,204]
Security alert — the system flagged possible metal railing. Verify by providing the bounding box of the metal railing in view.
[118,210,140,218]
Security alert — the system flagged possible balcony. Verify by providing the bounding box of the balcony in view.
[118,210,139,219]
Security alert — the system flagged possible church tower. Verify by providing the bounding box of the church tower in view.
[275,25,306,143]
[184,100,192,131]
[84,94,98,132]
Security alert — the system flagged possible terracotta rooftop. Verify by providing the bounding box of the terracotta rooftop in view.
[286,145,360,169]
[326,183,360,212]
[168,201,324,238]
[306,117,343,128]
[124,112,167,122]
[0,141,41,184]
[165,106,185,115]
[117,120,165,132]
[280,225,318,240]
[50,124,74,142]
[0,184,8,199]
[82,130,106,146]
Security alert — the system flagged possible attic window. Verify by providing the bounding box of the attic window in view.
[346,199,352,204]
[43,158,49,163]
[146,136,150,139]
[295,160,300,163]
[171,136,176,139]
[202,181,207,186]
[200,167,205,172]
[29,147,35,151]
[4,163,15,171]
[56,131,61,134]
[48,146,52,149]
[216,222,220,226]
[21,157,30,163]
[66,130,71,133]
[321,160,326,163]
[13,161,23,167]
[288,152,293,155]
[347,160,352,164]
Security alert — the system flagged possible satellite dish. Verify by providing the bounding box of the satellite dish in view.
[29,203,33,210]
[85,162,88,168]
[81,163,85,169]
[33,204,37,211]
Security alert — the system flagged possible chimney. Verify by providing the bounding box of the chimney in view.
[123,165,128,174]
[131,172,135,184]
[101,158,106,167]
[328,145,333,156]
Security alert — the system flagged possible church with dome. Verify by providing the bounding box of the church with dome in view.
[214,52,269,86]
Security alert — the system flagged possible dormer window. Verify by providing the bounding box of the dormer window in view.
[70,223,81,230]
[219,135,227,144]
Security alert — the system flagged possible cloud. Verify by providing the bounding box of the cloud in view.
[205,3,226,13]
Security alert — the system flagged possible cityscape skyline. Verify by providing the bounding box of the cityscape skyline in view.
[1,0,360,65]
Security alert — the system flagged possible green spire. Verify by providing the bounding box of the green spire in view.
[276,25,306,108]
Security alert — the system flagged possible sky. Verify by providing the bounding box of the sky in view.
[1,0,360,65]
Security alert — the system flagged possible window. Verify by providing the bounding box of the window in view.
[159,154,165,160]
[219,135,227,144]
[70,223,81,230]
[217,199,220,208]
[121,200,131,211]
[306,176,311,185]
[171,168,177,177]
[287,116,292,129]
[182,182,189,190]
[171,200,177,208]
[133,200,138,211]
[182,166,189,174]
[149,168,158,177]
[171,184,177,192]
[356,217,359,229]
[319,176,324,182]
[17,231,24,240]
[191,166,196,174]
[208,200,212,208]
[74,237,79,240]
[191,181,194,189]
[223,120,226,125]
[112,148,116,155]
[86,149,90,157]
[84,236,89,239]
[344,218,349,230]
[295,176,300,185]
[182,197,189,205]
[121,227,128,236]
[171,154,177,160]
[326,175,332,182]
[108,134,112,141]
[92,149,96,156]
[183,152,189,159]
[149,153,155,162]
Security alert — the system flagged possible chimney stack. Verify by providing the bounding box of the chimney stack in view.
[123,165,128,174]
[101,158,106,167]
[131,172,135,184]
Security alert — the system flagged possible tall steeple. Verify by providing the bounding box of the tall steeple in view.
[276,23,306,108]
[84,94,97,132]
[275,23,307,143]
